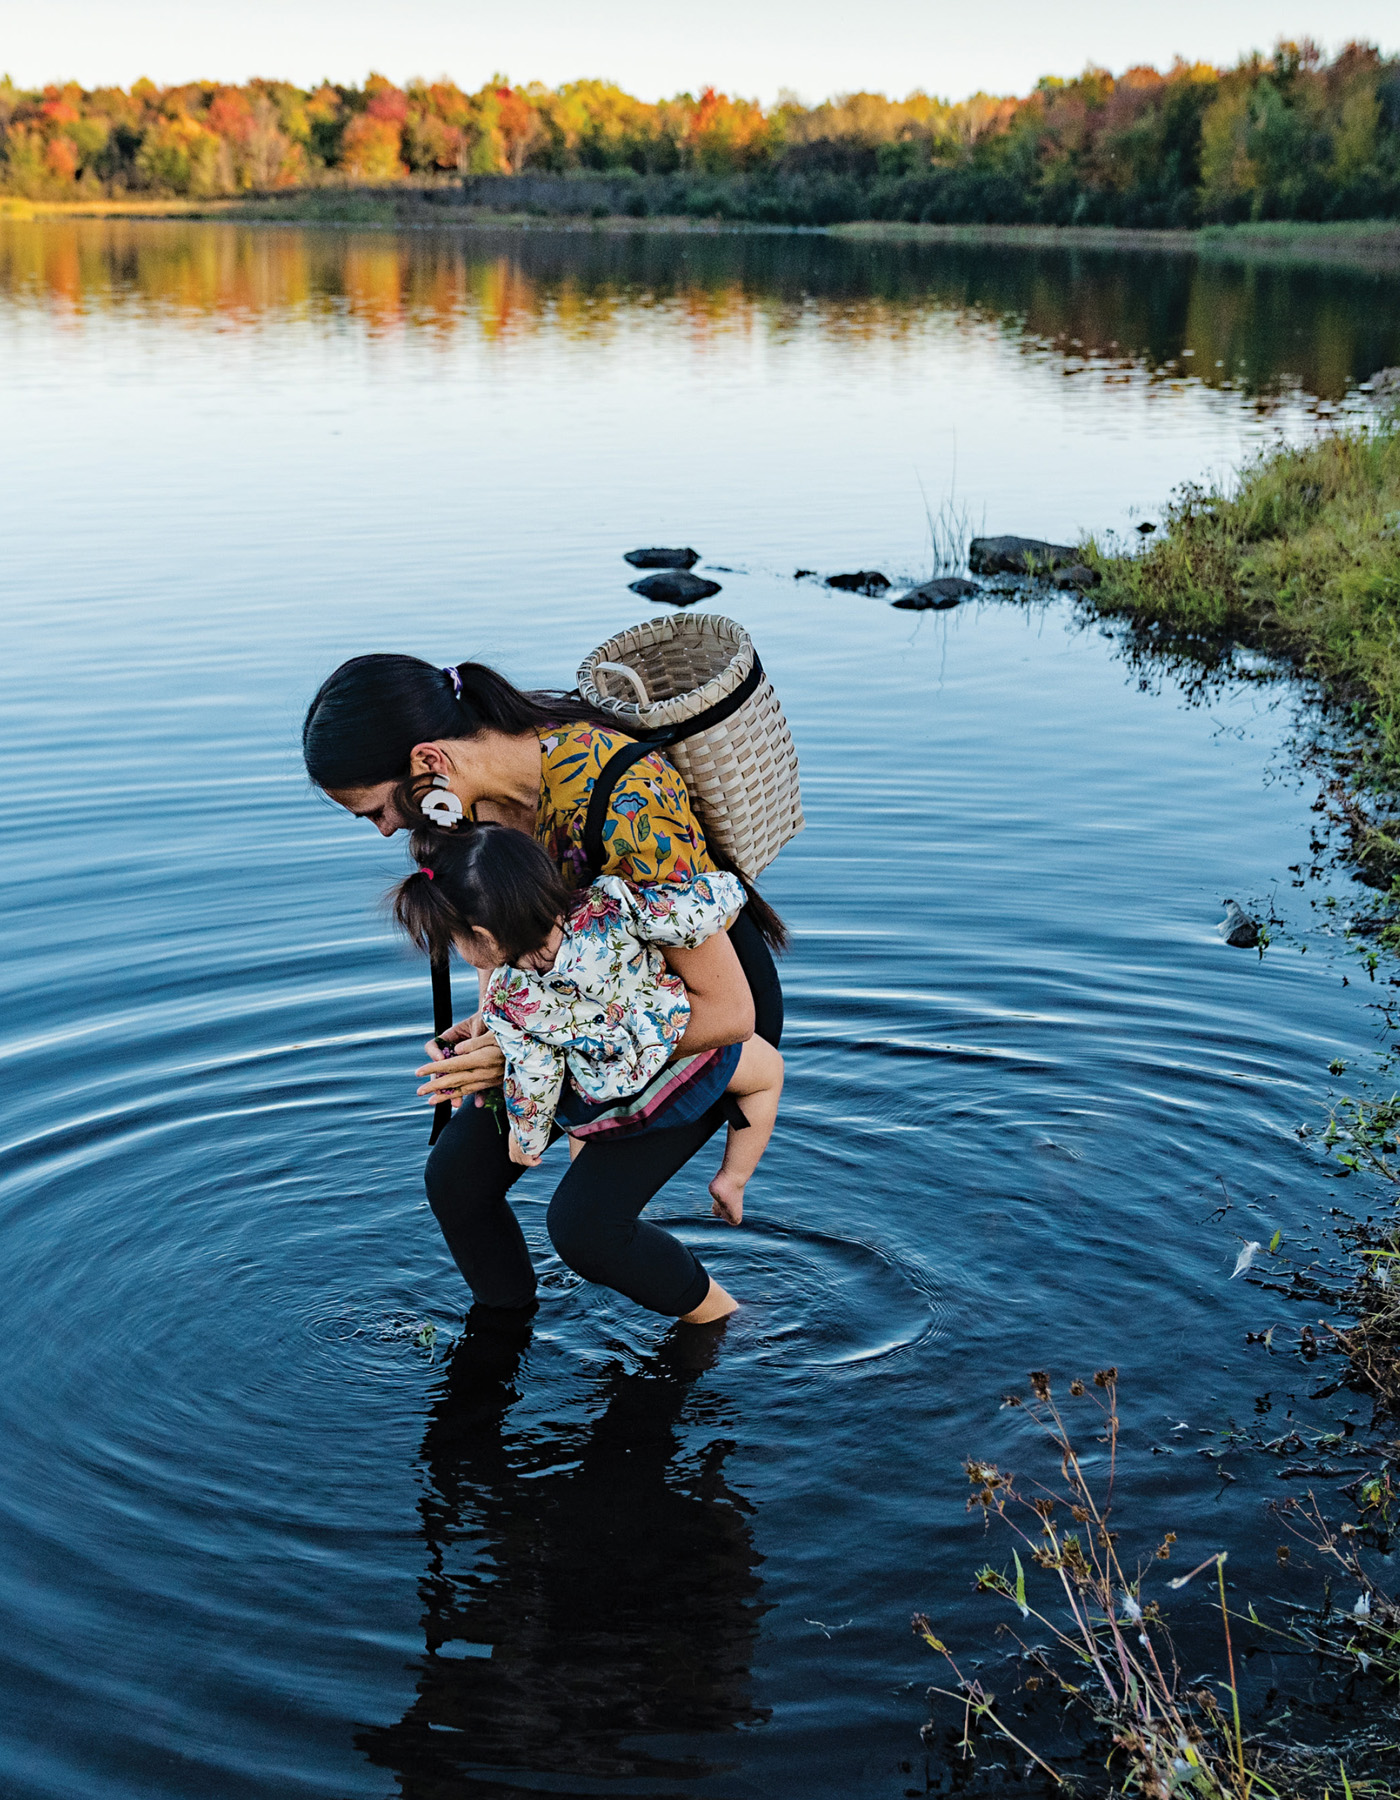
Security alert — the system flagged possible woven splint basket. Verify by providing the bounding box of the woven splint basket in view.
[577,613,804,878]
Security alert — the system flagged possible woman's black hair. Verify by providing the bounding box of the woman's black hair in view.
[302,654,611,793]
[313,651,789,953]
[391,824,574,966]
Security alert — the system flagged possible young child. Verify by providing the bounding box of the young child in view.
[392,825,783,1226]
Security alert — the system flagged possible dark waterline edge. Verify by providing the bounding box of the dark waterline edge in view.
[5,199,1400,273]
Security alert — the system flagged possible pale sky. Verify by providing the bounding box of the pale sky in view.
[5,0,1394,103]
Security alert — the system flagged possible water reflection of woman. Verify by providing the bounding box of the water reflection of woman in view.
[302,655,784,1326]
[355,1310,768,1792]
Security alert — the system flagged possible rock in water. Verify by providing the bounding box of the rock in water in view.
[826,570,890,594]
[1367,367,1400,404]
[1218,899,1260,948]
[893,576,979,610]
[969,535,1079,575]
[1050,563,1101,591]
[629,570,722,605]
[624,547,700,569]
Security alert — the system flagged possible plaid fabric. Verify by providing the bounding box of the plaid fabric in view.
[555,1042,741,1140]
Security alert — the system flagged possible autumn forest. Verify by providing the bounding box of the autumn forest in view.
[2,41,1398,228]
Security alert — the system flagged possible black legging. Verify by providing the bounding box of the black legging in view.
[423,908,783,1316]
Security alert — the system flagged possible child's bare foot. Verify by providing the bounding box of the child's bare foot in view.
[709,1172,746,1226]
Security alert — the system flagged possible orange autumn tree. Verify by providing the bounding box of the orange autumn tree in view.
[339,73,407,180]
[0,49,1396,222]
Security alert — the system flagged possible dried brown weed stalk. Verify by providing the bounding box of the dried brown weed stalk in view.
[915,1370,1261,1797]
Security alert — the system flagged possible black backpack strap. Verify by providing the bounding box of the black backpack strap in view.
[580,653,766,881]
[582,738,660,880]
[427,946,455,1145]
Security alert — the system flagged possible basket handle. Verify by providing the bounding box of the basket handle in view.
[594,660,650,707]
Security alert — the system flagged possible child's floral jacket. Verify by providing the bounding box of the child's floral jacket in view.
[482,872,745,1157]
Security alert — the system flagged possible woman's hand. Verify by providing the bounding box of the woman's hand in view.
[507,1132,542,1168]
[664,931,755,1054]
[416,1012,507,1108]
[423,1012,488,1061]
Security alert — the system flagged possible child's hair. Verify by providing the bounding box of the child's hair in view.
[390,824,574,965]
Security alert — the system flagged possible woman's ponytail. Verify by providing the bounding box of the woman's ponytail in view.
[302,653,610,793]
[706,845,789,953]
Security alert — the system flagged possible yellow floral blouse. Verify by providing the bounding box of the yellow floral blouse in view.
[535,724,715,889]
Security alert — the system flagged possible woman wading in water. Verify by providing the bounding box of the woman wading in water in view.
[302,654,784,1326]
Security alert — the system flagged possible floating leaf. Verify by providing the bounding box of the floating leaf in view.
[1012,1549,1029,1618]
[1268,1229,1281,1253]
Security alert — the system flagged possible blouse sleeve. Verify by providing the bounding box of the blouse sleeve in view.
[537,726,716,888]
[609,872,747,948]
[481,970,566,1158]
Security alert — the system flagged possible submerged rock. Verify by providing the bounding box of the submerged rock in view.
[1050,563,1102,591]
[629,570,722,605]
[969,535,1079,576]
[624,546,700,569]
[1218,899,1260,948]
[827,570,890,594]
[893,576,979,610]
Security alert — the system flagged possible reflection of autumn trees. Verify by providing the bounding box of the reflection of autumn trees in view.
[1,46,1398,223]
[2,218,1396,398]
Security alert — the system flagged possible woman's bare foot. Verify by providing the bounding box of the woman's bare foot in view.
[680,1277,739,1324]
[709,1171,746,1226]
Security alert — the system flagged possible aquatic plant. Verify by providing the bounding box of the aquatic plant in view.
[912,1371,1400,1796]
[916,474,981,577]
[1269,1492,1400,1686]
[1320,1095,1400,1411]
[915,1369,1273,1796]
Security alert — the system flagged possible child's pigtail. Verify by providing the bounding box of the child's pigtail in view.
[389,864,459,962]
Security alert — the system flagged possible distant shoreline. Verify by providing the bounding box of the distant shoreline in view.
[5,197,1399,271]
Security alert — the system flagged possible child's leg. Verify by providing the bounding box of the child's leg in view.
[710,1036,783,1226]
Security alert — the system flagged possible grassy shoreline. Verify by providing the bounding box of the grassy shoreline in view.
[4,193,1400,268]
[1085,413,1400,771]
[1087,411,1400,1445]
[931,428,1400,1791]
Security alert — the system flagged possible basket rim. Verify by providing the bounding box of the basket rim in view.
[577,613,758,730]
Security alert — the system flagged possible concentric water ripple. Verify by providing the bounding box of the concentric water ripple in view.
[541,1216,945,1371]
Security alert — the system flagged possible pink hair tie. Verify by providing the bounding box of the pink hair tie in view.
[419,866,435,880]
[441,665,463,699]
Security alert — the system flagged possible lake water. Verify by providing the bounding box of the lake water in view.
[2,221,1398,1798]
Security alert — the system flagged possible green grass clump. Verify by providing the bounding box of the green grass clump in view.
[1087,420,1400,762]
